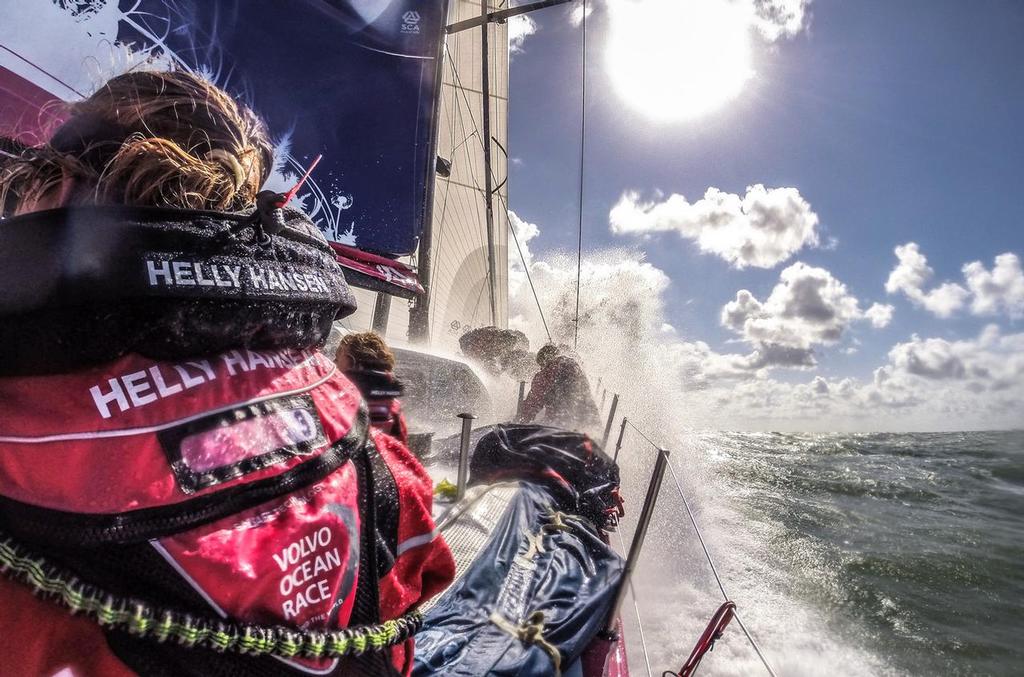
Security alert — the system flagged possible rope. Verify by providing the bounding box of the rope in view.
[0,531,421,659]
[446,51,553,340]
[573,0,589,349]
[490,610,562,676]
[626,419,663,450]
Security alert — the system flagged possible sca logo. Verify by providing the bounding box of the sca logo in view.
[401,10,421,34]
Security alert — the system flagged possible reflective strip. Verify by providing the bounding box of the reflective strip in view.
[395,527,440,557]
[0,367,338,444]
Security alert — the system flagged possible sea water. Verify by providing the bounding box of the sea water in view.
[616,429,1024,677]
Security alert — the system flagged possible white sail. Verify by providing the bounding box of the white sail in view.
[346,0,510,351]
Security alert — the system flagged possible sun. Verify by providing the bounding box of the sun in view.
[605,0,755,122]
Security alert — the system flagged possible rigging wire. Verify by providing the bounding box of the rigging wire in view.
[622,419,779,677]
[501,188,553,342]
[446,49,554,342]
[573,0,588,349]
[664,460,779,677]
[614,528,654,677]
[440,46,503,332]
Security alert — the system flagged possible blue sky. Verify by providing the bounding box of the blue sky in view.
[504,0,1024,430]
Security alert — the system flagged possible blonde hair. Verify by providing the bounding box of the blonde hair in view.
[1,70,273,213]
[338,332,396,371]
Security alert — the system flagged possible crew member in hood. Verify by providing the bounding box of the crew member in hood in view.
[518,344,601,433]
[0,69,453,676]
[337,331,409,446]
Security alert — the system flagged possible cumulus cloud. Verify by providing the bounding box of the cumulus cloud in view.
[864,303,894,328]
[886,243,1024,320]
[508,14,538,55]
[963,252,1024,319]
[747,0,812,41]
[507,216,1022,432]
[507,211,541,318]
[610,185,820,269]
[569,3,593,26]
[721,262,890,367]
[704,325,1024,430]
[885,242,968,318]
[888,337,968,380]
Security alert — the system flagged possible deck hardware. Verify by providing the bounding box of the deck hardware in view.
[456,413,476,500]
[604,447,669,635]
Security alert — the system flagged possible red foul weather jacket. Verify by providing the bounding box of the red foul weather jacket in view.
[519,356,601,432]
[0,348,454,676]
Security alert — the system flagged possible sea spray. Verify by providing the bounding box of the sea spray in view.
[507,245,895,675]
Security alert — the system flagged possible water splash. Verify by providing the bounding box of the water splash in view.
[507,245,896,675]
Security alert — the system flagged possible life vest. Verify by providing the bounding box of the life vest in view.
[0,203,454,676]
[344,369,408,445]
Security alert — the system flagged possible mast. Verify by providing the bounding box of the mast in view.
[480,0,499,326]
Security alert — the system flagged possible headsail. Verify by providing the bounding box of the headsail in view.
[410,1,511,347]
[341,1,512,346]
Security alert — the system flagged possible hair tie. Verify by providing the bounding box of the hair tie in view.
[205,149,245,191]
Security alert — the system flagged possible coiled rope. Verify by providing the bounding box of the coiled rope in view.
[0,531,421,659]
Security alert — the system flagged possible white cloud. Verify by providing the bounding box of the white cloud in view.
[569,3,593,26]
[864,303,894,329]
[507,210,540,299]
[701,325,1024,430]
[747,0,812,41]
[506,217,1023,432]
[963,252,1024,319]
[886,243,1024,320]
[721,262,890,367]
[888,336,967,380]
[885,242,969,318]
[508,14,538,55]
[610,185,820,269]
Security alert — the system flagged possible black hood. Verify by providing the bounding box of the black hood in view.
[0,204,357,375]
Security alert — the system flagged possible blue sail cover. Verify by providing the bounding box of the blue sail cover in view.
[414,483,625,676]
[0,0,449,257]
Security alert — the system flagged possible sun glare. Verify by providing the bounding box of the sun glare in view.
[605,0,755,122]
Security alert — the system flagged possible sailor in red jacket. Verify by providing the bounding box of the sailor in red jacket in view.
[518,345,602,433]
[0,70,453,676]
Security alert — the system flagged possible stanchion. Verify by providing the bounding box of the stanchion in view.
[456,412,476,501]
[604,447,669,636]
[613,417,628,462]
[515,381,526,420]
[601,393,619,447]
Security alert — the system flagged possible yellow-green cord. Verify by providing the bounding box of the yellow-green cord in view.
[0,531,421,659]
